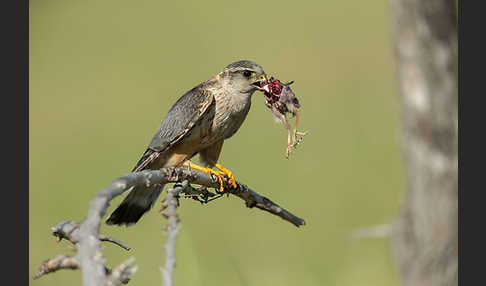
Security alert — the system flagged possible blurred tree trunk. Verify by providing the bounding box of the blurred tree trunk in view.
[389,0,458,286]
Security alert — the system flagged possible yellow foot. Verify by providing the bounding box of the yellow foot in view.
[189,162,237,193]
[215,163,237,189]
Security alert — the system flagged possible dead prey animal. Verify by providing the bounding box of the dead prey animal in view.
[257,77,308,158]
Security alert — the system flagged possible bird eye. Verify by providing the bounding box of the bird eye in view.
[243,70,253,78]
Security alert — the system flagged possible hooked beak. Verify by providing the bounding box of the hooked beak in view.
[251,74,267,89]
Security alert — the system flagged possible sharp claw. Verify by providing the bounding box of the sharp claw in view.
[214,163,238,190]
[190,162,238,192]
[218,176,224,193]
[226,171,237,189]
[208,172,225,193]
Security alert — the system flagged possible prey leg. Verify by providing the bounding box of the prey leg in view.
[288,111,308,153]
[277,113,293,159]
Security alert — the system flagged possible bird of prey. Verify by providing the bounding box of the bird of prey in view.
[106,60,267,226]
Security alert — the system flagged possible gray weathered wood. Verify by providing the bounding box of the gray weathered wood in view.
[389,0,457,285]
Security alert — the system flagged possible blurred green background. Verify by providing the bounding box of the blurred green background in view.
[30,0,405,285]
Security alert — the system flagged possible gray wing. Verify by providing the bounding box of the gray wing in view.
[132,83,215,171]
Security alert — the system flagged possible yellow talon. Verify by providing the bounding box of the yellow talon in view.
[215,163,237,189]
[189,162,237,192]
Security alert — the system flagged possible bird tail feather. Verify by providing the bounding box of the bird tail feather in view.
[105,184,164,226]
[106,148,164,226]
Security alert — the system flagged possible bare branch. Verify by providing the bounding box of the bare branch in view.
[33,252,136,285]
[33,255,80,279]
[39,167,304,286]
[228,181,306,227]
[52,220,131,251]
[105,257,138,286]
[99,235,132,251]
[158,167,306,226]
[160,181,188,286]
[349,224,392,240]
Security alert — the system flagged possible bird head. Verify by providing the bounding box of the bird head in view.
[220,60,267,95]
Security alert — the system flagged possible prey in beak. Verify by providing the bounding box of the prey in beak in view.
[254,75,308,158]
[252,74,268,89]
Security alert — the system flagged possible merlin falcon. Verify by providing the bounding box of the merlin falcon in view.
[106,60,267,226]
